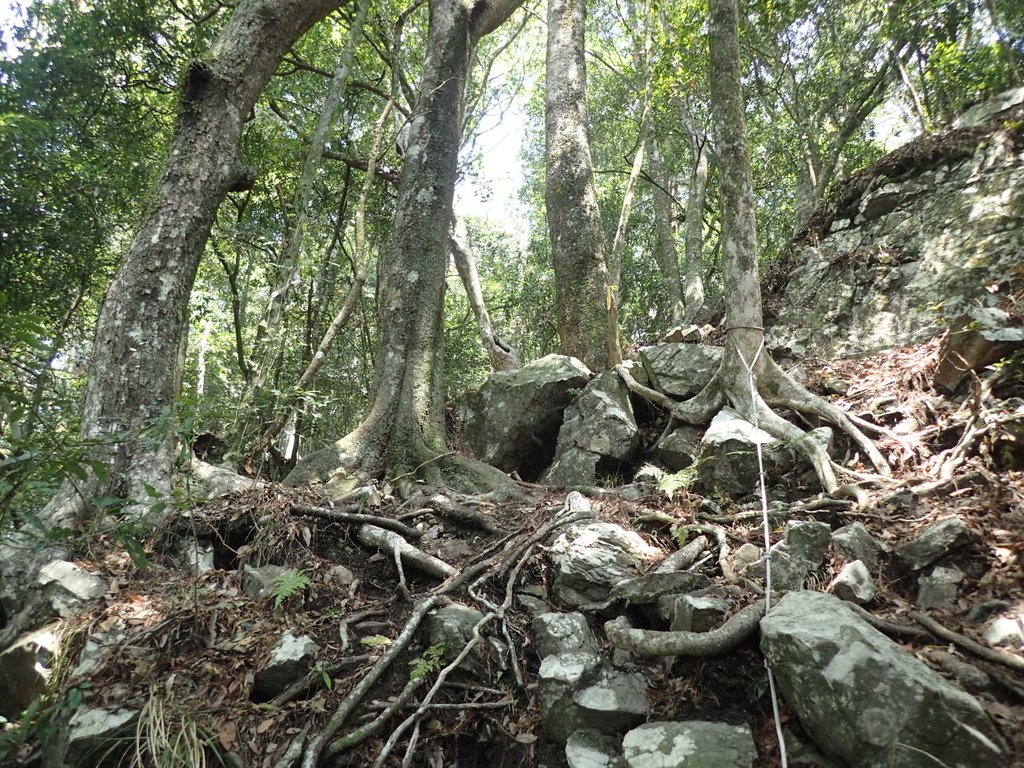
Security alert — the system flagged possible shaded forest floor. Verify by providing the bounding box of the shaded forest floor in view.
[11,335,1024,767]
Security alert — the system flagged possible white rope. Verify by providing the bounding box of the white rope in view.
[733,339,789,768]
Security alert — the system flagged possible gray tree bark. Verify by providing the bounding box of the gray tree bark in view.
[285,0,524,496]
[681,124,709,324]
[451,210,521,372]
[50,0,346,524]
[545,0,613,372]
[648,144,684,323]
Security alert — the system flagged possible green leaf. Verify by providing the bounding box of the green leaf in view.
[270,569,311,609]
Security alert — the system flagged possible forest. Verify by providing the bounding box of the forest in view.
[1,0,1023,766]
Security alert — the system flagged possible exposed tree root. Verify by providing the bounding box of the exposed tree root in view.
[299,594,445,768]
[909,610,1024,673]
[605,599,766,656]
[616,348,892,496]
[284,425,519,501]
[291,502,423,539]
[356,525,457,580]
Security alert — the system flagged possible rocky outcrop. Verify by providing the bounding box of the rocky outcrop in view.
[543,370,640,487]
[458,354,592,480]
[769,95,1024,359]
[638,343,721,398]
[761,591,1008,768]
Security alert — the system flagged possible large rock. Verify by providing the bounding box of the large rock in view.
[543,371,640,487]
[36,559,107,618]
[831,522,884,573]
[656,426,701,471]
[423,603,505,679]
[622,721,757,768]
[566,729,624,768]
[638,343,722,398]
[548,522,663,607]
[66,707,139,763]
[896,516,975,570]
[696,410,830,496]
[538,651,604,743]
[533,612,599,658]
[459,354,592,480]
[252,632,320,701]
[769,98,1024,359]
[760,591,1008,768]
[0,623,59,719]
[934,308,1024,392]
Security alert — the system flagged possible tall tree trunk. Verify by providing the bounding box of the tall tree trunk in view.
[285,0,524,497]
[48,0,346,524]
[248,100,394,461]
[682,128,708,324]
[243,0,369,407]
[648,144,684,323]
[451,210,521,372]
[545,0,612,372]
[617,0,889,495]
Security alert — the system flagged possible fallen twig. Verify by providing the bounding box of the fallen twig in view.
[292,503,423,539]
[845,603,932,640]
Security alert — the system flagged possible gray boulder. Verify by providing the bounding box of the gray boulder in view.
[538,651,604,742]
[784,521,831,567]
[656,425,702,471]
[459,354,592,478]
[696,408,808,496]
[829,560,876,604]
[761,591,1007,768]
[622,721,757,767]
[253,632,320,700]
[37,559,106,618]
[566,729,624,768]
[548,522,663,607]
[0,623,59,719]
[896,516,975,570]
[934,310,1024,392]
[917,565,964,611]
[638,344,722,398]
[538,653,648,744]
[543,371,639,487]
[241,563,288,601]
[831,522,884,573]
[424,603,505,679]
[669,595,730,633]
[533,612,598,658]
[66,707,138,763]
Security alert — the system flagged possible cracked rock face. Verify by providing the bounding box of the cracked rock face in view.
[543,371,640,487]
[760,591,1007,768]
[768,110,1024,360]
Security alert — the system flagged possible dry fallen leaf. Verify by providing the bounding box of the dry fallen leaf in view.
[218,721,237,750]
